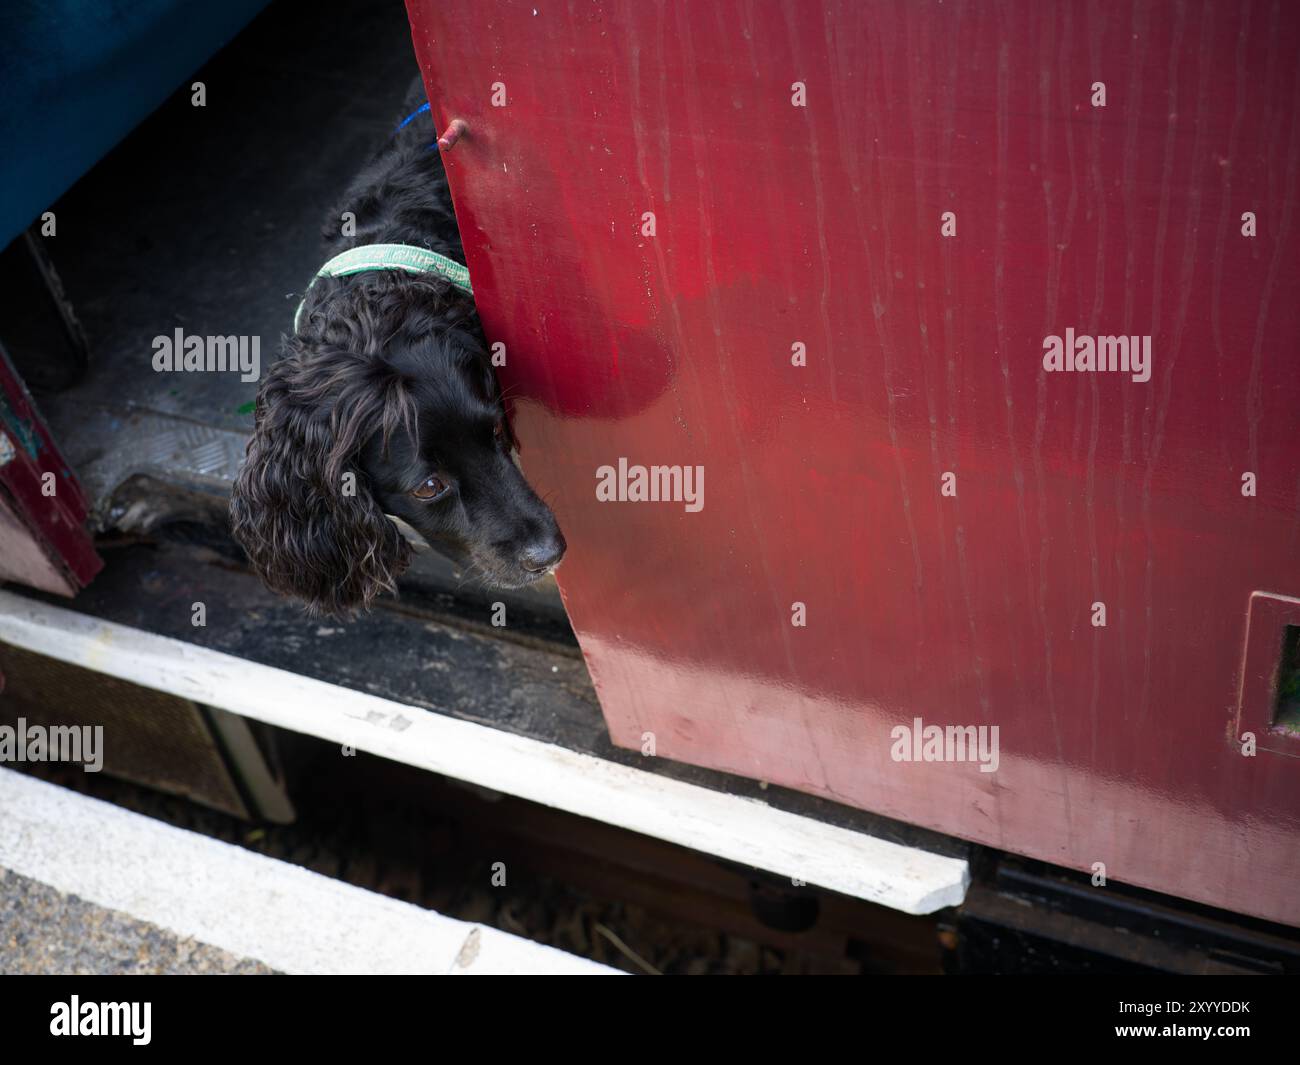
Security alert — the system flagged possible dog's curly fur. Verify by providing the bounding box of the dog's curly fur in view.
[231,79,563,617]
[230,330,417,616]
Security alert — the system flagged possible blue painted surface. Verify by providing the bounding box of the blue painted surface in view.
[0,0,270,250]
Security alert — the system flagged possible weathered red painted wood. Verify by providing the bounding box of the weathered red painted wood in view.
[0,345,101,594]
[407,0,1300,925]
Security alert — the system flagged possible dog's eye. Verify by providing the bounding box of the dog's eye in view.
[411,475,449,501]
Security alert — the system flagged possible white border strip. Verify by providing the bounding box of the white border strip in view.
[0,589,968,914]
[0,767,613,974]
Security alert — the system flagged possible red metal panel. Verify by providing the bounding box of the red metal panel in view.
[0,345,101,595]
[407,1,1300,924]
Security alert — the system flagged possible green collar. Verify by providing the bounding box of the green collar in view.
[293,243,473,332]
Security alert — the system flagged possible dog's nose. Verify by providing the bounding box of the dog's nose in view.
[521,533,566,573]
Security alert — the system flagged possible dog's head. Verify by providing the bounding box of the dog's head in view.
[230,275,565,617]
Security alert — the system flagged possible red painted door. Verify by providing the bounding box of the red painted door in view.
[407,0,1300,926]
[0,344,101,596]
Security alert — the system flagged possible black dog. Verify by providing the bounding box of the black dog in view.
[230,80,565,617]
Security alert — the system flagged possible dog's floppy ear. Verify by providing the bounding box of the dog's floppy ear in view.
[230,340,413,617]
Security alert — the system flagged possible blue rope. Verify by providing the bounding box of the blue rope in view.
[395,101,441,151]
[395,101,431,132]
